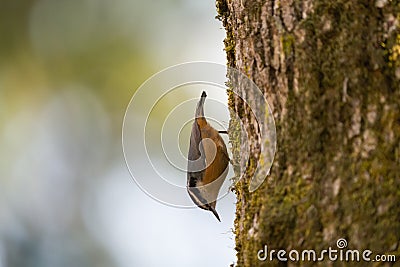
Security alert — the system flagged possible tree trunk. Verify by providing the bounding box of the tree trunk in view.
[216,0,400,266]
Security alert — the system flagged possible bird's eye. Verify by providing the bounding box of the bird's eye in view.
[188,177,197,187]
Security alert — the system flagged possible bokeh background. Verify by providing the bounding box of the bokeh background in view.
[0,1,237,266]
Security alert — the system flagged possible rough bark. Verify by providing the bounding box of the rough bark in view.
[217,0,400,266]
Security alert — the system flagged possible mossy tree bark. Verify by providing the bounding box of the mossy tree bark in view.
[217,0,400,266]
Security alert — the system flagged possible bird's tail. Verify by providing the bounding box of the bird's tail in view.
[195,91,207,118]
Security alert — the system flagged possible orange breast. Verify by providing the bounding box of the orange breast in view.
[199,122,229,185]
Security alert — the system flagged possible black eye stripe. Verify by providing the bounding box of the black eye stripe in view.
[188,176,197,187]
[187,187,209,210]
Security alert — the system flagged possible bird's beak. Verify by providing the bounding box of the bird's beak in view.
[209,206,221,222]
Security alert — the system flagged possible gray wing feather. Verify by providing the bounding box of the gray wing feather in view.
[187,121,206,186]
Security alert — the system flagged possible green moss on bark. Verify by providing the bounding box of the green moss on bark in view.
[218,0,400,266]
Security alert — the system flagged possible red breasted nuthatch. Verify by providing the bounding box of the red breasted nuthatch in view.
[187,91,230,221]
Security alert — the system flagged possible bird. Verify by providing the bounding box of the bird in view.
[186,91,230,221]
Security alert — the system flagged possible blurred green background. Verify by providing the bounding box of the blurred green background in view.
[0,1,236,266]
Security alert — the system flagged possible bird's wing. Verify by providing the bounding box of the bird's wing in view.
[187,121,206,186]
